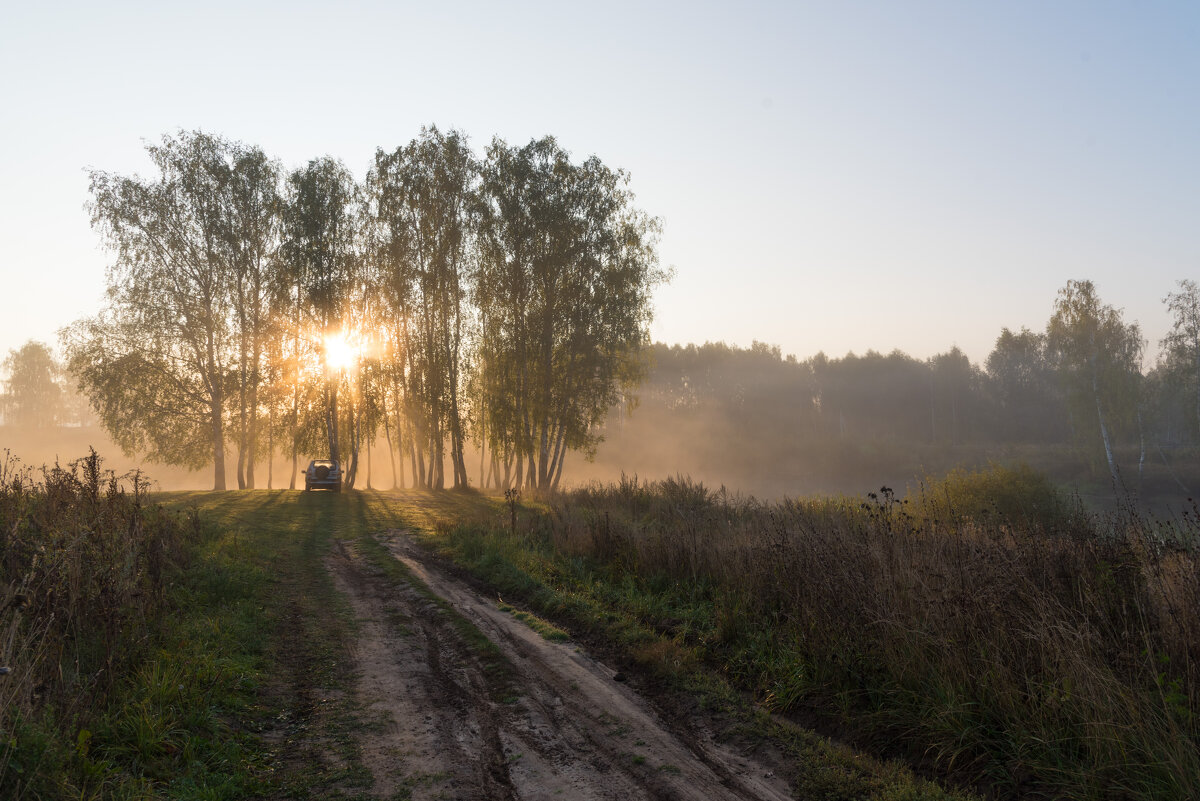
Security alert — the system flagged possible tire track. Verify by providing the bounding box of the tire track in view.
[358,529,795,801]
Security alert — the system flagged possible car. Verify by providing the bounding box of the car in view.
[304,459,342,492]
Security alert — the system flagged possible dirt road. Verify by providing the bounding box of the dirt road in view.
[323,530,795,800]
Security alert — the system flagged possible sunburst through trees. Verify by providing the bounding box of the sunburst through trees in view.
[63,128,665,491]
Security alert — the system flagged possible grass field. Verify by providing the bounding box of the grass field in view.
[12,466,1186,800]
[1,469,494,800]
[146,488,497,800]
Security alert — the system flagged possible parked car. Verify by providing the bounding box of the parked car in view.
[304,459,342,492]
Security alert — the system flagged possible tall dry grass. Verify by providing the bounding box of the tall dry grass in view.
[0,450,200,792]
[542,468,1199,799]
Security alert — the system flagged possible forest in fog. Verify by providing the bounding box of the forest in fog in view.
[587,278,1200,506]
[587,293,1200,505]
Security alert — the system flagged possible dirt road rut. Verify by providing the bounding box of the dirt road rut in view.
[324,530,794,800]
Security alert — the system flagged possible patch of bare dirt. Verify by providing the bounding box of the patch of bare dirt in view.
[324,530,795,800]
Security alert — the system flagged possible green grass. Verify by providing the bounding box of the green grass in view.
[0,457,277,800]
[496,602,571,642]
[154,490,377,800]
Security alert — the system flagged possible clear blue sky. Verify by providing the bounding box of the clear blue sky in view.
[2,0,1197,370]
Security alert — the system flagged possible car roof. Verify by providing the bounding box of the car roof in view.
[309,459,338,466]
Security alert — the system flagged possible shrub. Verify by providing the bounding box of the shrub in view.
[913,463,1080,531]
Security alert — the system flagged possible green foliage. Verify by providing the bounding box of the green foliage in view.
[366,127,476,489]
[66,128,666,494]
[1046,279,1146,480]
[476,135,666,491]
[66,132,285,489]
[281,157,360,333]
[915,463,1079,529]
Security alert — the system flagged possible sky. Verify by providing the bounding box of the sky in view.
[1,0,1197,371]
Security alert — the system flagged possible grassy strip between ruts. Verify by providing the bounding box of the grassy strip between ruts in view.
[156,489,375,801]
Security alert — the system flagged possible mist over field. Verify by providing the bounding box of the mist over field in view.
[577,339,1200,510]
[7,329,1198,512]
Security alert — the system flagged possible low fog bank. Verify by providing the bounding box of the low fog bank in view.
[2,424,211,490]
[6,338,1198,509]
[1,424,412,492]
[562,342,1199,510]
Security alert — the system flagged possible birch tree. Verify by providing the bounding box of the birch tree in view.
[280,157,360,464]
[227,144,282,488]
[366,127,476,488]
[1162,279,1200,440]
[68,132,238,489]
[477,136,664,491]
[1,341,64,428]
[1046,280,1144,486]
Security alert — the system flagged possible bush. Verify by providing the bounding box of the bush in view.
[914,463,1080,531]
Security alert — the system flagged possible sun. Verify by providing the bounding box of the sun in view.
[323,332,357,372]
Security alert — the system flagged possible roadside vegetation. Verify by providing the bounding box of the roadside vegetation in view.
[162,488,982,801]
[432,466,1200,800]
[0,457,502,800]
[0,452,272,799]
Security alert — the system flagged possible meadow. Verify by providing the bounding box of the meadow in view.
[0,451,272,799]
[3,452,1196,800]
[438,467,1200,800]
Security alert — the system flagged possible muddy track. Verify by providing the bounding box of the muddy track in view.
[324,531,795,801]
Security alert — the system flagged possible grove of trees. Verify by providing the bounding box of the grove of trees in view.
[60,128,664,491]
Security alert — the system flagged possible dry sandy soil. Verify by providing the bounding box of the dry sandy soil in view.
[321,530,797,801]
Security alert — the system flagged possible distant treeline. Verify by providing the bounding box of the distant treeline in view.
[593,281,1199,499]
[52,129,664,491]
